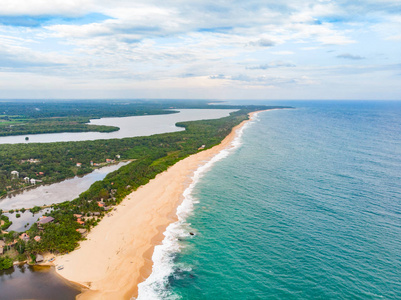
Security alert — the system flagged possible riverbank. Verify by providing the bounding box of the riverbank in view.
[55,111,263,299]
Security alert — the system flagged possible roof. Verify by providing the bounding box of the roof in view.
[37,216,55,224]
[36,254,44,262]
[20,233,29,239]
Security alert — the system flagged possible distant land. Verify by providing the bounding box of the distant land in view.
[0,100,290,275]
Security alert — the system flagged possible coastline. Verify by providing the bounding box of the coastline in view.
[55,111,263,300]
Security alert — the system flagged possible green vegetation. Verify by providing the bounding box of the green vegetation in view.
[1,214,12,230]
[0,256,13,270]
[0,101,290,263]
[0,100,180,137]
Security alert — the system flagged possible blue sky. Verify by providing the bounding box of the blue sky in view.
[0,0,400,100]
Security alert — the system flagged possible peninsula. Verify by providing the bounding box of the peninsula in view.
[55,111,262,299]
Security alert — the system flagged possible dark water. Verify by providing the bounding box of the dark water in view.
[138,101,401,299]
[0,265,80,300]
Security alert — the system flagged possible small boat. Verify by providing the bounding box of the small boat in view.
[57,265,64,270]
[48,258,55,262]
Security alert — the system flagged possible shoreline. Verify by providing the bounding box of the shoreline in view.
[55,110,264,300]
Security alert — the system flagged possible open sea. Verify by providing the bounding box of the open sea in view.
[137,101,401,299]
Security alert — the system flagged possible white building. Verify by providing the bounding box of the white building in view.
[11,170,19,179]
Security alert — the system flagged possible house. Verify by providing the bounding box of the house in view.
[36,254,44,263]
[24,177,30,183]
[106,158,113,163]
[34,236,41,242]
[90,161,94,166]
[20,233,30,242]
[73,214,83,218]
[198,144,206,150]
[76,218,85,225]
[76,163,82,167]
[116,154,120,159]
[38,172,44,176]
[37,216,55,225]
[97,202,104,208]
[0,240,5,254]
[30,178,36,185]
[11,170,19,179]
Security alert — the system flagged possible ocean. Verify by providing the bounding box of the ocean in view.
[137,101,401,299]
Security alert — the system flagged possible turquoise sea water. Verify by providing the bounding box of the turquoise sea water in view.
[138,101,401,299]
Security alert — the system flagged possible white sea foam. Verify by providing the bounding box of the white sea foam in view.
[136,119,254,300]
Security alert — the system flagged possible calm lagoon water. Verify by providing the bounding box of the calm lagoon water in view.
[1,161,130,232]
[138,101,401,299]
[0,265,80,300]
[0,161,130,212]
[0,109,235,144]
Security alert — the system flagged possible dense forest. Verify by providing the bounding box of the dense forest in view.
[0,101,290,268]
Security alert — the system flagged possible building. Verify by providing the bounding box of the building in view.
[30,178,36,185]
[76,163,82,167]
[11,170,19,179]
[0,240,5,254]
[20,233,30,242]
[24,177,30,183]
[36,254,44,263]
[37,216,55,225]
[34,236,41,242]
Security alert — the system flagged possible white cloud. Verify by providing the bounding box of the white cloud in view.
[0,0,95,16]
[0,0,399,99]
[271,51,295,55]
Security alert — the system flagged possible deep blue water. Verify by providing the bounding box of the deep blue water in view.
[138,101,401,299]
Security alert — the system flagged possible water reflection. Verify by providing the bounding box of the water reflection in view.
[0,109,235,144]
[0,161,130,211]
[0,264,80,300]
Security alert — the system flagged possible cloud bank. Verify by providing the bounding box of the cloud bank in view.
[0,0,400,100]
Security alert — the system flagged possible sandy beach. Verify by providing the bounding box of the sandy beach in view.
[55,111,261,299]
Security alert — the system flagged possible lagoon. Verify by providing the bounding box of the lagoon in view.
[0,265,80,300]
[0,109,235,144]
[0,161,130,212]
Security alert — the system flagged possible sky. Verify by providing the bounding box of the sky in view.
[0,0,400,100]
